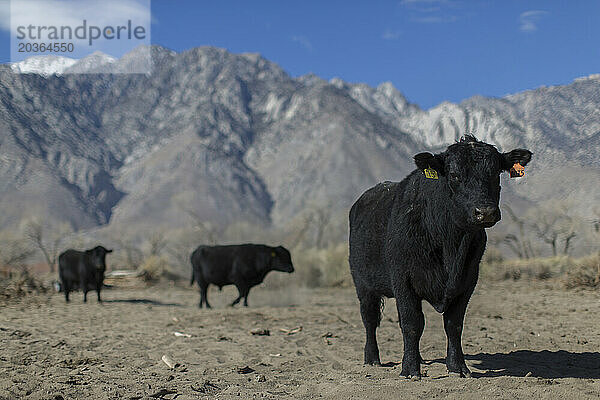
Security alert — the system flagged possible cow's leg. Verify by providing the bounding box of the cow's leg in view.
[242,287,251,307]
[83,290,88,303]
[444,231,483,377]
[63,282,70,303]
[396,290,424,379]
[199,281,211,309]
[443,290,473,377]
[96,283,102,303]
[230,286,250,307]
[357,290,382,366]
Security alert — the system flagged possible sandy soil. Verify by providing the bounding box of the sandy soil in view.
[2,279,600,399]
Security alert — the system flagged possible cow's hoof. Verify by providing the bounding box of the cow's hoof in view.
[447,365,472,378]
[400,365,421,379]
[401,371,421,381]
[364,360,381,366]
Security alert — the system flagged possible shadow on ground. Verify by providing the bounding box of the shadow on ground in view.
[466,350,600,379]
[103,299,182,307]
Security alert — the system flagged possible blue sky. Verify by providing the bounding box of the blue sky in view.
[1,0,599,109]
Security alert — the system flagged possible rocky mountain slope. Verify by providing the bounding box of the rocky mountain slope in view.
[1,45,598,250]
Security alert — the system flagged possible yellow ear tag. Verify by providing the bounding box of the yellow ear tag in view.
[271,252,276,257]
[424,167,438,179]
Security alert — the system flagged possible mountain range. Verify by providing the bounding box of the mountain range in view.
[1,45,599,254]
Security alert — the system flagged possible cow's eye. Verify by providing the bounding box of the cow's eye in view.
[448,173,460,183]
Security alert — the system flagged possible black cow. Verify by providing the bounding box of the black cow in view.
[190,244,294,308]
[58,246,113,303]
[349,135,532,379]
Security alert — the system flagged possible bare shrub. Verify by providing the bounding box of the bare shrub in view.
[0,270,48,301]
[291,243,350,287]
[564,253,600,289]
[137,255,179,282]
[480,256,570,282]
[482,245,504,264]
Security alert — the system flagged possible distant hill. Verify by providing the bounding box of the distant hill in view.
[1,45,598,255]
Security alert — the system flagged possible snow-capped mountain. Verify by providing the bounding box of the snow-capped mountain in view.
[11,55,77,76]
[11,51,118,76]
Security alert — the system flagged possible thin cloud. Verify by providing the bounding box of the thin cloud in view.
[519,10,548,32]
[382,29,401,40]
[401,0,459,24]
[1,0,151,32]
[291,35,313,52]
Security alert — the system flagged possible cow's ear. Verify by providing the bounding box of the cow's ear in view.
[502,149,532,171]
[106,249,113,253]
[414,152,445,176]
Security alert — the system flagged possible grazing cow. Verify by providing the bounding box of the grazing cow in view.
[349,135,532,379]
[58,246,113,303]
[190,244,294,308]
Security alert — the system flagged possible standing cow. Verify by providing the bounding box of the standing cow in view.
[58,246,113,303]
[349,135,531,379]
[190,244,294,308]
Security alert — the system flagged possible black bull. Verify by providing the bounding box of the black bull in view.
[349,135,532,378]
[58,246,112,303]
[190,244,294,308]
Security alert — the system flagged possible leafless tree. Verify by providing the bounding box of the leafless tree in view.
[113,236,143,269]
[529,201,579,256]
[287,203,332,249]
[500,204,535,259]
[0,232,35,271]
[593,206,600,235]
[23,219,72,272]
[147,231,168,256]
[530,212,563,256]
[183,208,220,245]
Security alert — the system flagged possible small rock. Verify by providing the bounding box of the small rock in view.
[250,328,270,336]
[256,374,266,382]
[237,366,255,374]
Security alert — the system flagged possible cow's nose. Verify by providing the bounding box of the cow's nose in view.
[473,207,500,223]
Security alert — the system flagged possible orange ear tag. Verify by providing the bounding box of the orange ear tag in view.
[509,163,525,178]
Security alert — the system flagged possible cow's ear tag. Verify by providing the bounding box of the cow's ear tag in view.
[509,163,525,178]
[271,252,276,257]
[424,167,438,180]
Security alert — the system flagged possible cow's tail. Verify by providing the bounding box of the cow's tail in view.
[190,246,207,287]
[190,247,202,286]
[190,251,196,286]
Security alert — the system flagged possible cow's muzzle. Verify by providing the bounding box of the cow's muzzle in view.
[473,206,501,227]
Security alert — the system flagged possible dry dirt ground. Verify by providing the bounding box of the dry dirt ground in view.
[2,280,600,399]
